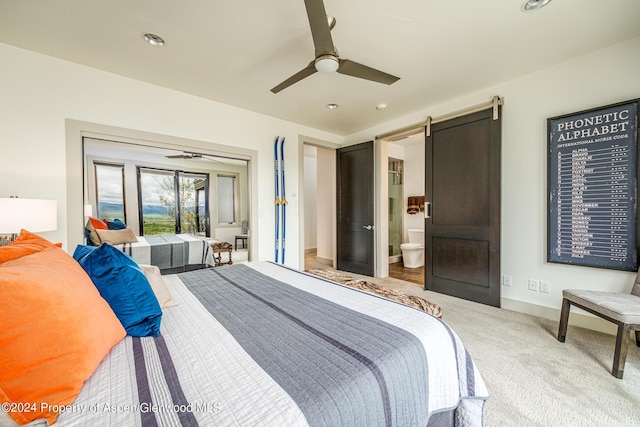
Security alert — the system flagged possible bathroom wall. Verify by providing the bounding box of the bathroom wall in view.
[402,137,425,239]
[386,137,425,244]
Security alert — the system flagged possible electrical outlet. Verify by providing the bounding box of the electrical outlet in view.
[502,275,512,287]
[540,281,551,293]
[528,279,539,292]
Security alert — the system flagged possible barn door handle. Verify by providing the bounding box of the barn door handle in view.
[424,202,431,219]
[362,225,373,231]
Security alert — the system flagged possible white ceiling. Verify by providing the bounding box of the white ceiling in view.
[1,0,639,136]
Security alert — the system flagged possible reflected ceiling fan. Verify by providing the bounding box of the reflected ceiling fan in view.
[166,152,222,163]
[270,0,400,93]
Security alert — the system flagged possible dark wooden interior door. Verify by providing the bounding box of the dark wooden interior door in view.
[425,108,501,307]
[337,141,375,276]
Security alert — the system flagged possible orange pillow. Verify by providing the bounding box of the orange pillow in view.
[0,229,62,264]
[0,247,126,425]
[88,217,108,230]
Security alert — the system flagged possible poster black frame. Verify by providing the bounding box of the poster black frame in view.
[547,98,640,271]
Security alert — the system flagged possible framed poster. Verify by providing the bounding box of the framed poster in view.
[547,99,640,271]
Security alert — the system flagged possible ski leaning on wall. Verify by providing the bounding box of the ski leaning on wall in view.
[280,137,287,264]
[273,136,287,264]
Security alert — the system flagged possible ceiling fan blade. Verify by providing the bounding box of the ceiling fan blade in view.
[337,59,400,85]
[201,155,222,164]
[304,0,337,57]
[271,62,317,93]
[166,152,205,159]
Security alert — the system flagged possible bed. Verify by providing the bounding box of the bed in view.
[85,217,216,272]
[1,232,488,427]
[111,234,215,272]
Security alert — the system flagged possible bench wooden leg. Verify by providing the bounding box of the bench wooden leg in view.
[636,331,640,347]
[612,323,630,379]
[557,298,571,342]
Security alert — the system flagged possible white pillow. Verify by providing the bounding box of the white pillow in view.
[139,264,178,308]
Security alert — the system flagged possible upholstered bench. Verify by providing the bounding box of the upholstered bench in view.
[557,278,640,379]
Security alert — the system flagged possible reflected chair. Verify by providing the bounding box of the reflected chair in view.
[557,271,640,378]
[234,221,248,251]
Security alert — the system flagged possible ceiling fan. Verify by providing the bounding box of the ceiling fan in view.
[166,152,222,163]
[270,0,400,93]
[166,153,203,159]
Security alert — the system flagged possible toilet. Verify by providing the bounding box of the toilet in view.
[400,228,424,268]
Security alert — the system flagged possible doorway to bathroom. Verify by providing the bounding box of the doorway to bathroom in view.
[388,158,403,264]
[386,132,425,286]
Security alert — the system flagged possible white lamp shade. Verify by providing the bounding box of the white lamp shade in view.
[0,198,57,234]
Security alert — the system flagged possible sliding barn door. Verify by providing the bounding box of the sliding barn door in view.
[425,108,501,307]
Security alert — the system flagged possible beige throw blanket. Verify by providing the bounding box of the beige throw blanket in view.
[305,268,443,319]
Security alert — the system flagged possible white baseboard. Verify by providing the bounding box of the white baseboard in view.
[502,297,618,336]
[389,255,402,264]
[315,256,333,266]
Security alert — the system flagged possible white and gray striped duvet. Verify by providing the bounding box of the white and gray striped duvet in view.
[113,234,214,271]
[51,261,487,427]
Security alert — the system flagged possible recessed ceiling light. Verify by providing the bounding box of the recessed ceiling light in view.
[521,0,552,13]
[142,33,165,46]
[326,103,339,110]
[376,103,387,111]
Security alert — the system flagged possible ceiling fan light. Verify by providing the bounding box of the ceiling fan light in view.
[521,0,551,12]
[315,56,339,73]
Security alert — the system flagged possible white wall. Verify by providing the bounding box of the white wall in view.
[403,139,426,235]
[347,36,640,329]
[0,42,341,269]
[303,146,317,250]
[316,147,335,263]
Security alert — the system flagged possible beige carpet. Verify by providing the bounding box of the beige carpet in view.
[316,269,640,426]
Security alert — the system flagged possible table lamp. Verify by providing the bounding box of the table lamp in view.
[0,197,58,245]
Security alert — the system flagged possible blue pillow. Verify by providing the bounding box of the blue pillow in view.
[107,219,127,230]
[73,244,162,337]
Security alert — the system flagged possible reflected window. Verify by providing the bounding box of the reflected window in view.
[137,167,209,236]
[95,162,126,222]
[217,175,236,224]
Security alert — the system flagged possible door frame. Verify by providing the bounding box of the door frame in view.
[297,135,341,270]
[375,129,426,279]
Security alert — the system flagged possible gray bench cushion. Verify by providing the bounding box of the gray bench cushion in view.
[563,289,640,324]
